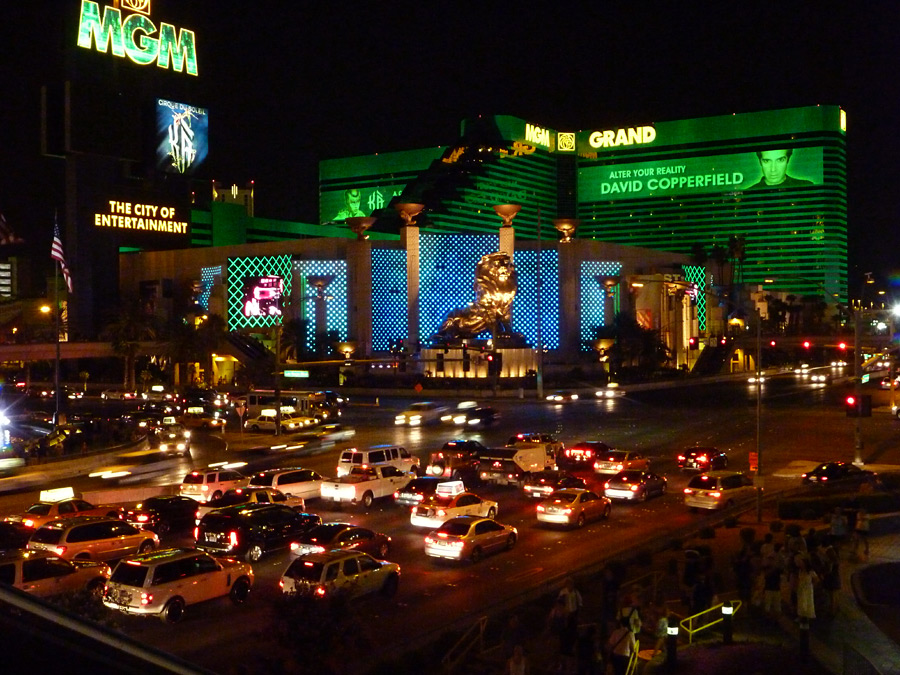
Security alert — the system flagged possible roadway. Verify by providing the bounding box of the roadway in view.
[2,366,899,672]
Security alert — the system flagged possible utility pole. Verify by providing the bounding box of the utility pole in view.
[854,308,863,464]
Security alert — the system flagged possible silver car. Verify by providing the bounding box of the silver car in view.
[536,489,611,528]
[424,515,516,563]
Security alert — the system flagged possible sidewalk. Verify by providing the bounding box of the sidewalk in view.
[479,511,900,675]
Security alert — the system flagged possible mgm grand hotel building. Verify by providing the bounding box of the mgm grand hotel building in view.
[127,105,847,377]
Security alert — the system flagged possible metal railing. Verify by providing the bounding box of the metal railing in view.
[679,597,742,644]
[441,615,487,674]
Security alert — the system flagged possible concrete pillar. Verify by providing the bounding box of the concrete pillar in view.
[558,242,579,360]
[402,226,420,349]
[347,239,372,357]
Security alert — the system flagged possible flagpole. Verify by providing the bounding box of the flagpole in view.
[54,241,61,427]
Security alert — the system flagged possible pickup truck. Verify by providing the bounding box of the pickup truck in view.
[194,487,306,524]
[320,466,414,508]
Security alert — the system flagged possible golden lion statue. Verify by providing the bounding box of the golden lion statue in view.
[438,251,517,339]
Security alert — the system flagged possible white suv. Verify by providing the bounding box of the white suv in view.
[336,446,420,478]
[103,547,254,623]
[179,469,249,502]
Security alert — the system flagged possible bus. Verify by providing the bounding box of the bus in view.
[236,389,338,420]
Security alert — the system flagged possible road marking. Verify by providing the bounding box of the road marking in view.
[507,567,545,582]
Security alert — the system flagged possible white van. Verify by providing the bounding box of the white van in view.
[336,446,420,477]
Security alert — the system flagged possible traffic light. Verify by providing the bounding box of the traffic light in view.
[487,352,502,376]
[688,337,699,350]
[845,394,872,418]
[837,342,847,351]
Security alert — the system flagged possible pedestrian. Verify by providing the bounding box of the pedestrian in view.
[795,555,819,629]
[599,566,620,636]
[853,508,870,560]
[618,590,642,635]
[830,507,849,554]
[606,616,636,675]
[548,595,575,672]
[508,644,529,675]
[819,543,841,617]
[501,614,526,661]
[689,571,715,615]
[762,549,783,615]
[559,577,583,629]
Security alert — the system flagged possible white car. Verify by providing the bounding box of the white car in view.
[410,492,498,529]
[178,469,249,502]
[103,548,253,623]
[683,471,756,511]
[244,411,307,433]
[280,549,399,600]
[336,446,420,478]
[394,402,448,427]
[593,450,651,475]
[101,389,138,401]
[248,467,324,501]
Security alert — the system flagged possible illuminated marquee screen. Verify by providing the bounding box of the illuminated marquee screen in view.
[91,199,189,235]
[227,255,293,330]
[579,148,823,201]
[156,99,208,175]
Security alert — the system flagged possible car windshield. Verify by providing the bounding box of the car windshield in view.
[26,504,52,516]
[600,451,627,462]
[438,520,472,536]
[182,474,205,485]
[404,479,438,492]
[213,492,250,506]
[305,524,348,542]
[616,471,645,482]
[687,475,718,489]
[249,474,275,487]
[110,563,149,587]
[286,560,324,582]
[30,527,63,544]
[548,491,578,503]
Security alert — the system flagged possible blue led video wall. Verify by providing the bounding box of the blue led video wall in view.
[293,260,348,352]
[419,234,499,342]
[371,249,408,351]
[512,250,559,349]
[580,261,623,348]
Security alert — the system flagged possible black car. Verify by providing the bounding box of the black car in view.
[125,495,199,534]
[0,521,32,551]
[522,470,587,499]
[394,476,445,507]
[195,503,321,562]
[801,462,877,487]
[677,447,728,472]
[464,406,499,426]
[427,440,487,482]
[290,523,392,559]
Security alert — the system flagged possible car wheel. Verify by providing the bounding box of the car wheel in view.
[506,534,517,550]
[361,491,374,509]
[487,507,497,519]
[86,577,105,600]
[639,489,648,502]
[106,510,121,519]
[381,574,399,598]
[212,491,223,501]
[246,544,264,563]
[139,540,155,554]
[251,425,260,432]
[470,546,483,563]
[230,578,251,604]
[161,597,185,624]
[377,542,390,559]
[576,513,586,528]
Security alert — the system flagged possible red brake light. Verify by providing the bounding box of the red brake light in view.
[683,488,693,494]
[698,455,708,463]
[53,546,66,556]
[436,509,446,517]
[603,482,610,489]
[140,592,153,606]
[315,586,326,597]
[536,504,545,512]
[393,492,400,499]
[193,527,199,540]
[229,531,239,547]
[710,491,722,498]
[630,485,639,492]
[137,514,149,522]
[235,488,242,494]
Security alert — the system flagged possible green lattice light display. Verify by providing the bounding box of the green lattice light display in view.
[227,255,293,330]
[682,265,709,332]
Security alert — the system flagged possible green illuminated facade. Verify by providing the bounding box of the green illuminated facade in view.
[319,106,847,302]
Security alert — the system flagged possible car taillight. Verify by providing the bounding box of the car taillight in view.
[229,531,239,548]
[137,514,149,522]
[710,491,722,498]
[593,462,601,470]
[821,476,828,481]
[683,488,693,494]
[436,510,446,517]
[53,546,66,556]
[23,519,34,528]
[393,492,400,499]
[565,449,572,457]
[698,455,707,463]
[603,482,610,489]
[616,464,624,471]
[508,474,514,480]
[563,508,572,515]
[677,455,685,462]
[801,473,808,479]
[193,527,199,540]
[536,504,545,512]
[315,586,326,597]
[140,592,153,606]
[630,485,639,492]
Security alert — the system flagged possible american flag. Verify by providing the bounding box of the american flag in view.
[51,218,72,293]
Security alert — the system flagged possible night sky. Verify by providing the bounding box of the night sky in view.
[3,2,899,289]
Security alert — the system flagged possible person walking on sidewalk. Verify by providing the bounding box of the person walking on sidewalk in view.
[830,507,849,555]
[607,617,636,675]
[794,555,819,628]
[853,508,871,560]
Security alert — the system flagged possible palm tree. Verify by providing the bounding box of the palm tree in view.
[102,302,158,391]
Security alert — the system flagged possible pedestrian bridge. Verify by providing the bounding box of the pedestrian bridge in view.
[0,342,160,361]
